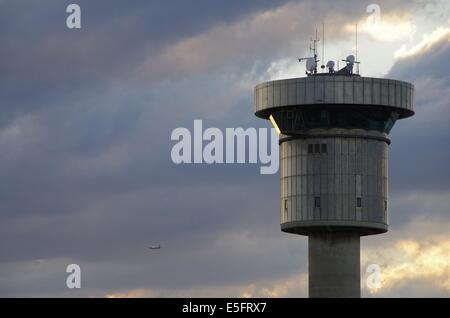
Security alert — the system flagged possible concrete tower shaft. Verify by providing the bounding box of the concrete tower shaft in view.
[309,232,360,298]
[253,74,414,297]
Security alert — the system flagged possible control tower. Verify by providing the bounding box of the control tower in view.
[253,55,414,297]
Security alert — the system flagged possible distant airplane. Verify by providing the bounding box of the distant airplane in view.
[147,244,161,250]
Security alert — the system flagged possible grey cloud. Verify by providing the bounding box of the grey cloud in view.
[387,36,450,195]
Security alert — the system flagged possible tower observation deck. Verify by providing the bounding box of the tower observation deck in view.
[254,73,414,297]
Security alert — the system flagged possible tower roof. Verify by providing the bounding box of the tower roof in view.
[254,75,414,119]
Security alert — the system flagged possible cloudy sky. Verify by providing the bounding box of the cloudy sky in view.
[0,0,449,297]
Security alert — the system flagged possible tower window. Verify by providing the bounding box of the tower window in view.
[314,196,321,208]
[284,199,288,211]
[308,143,327,154]
[356,197,362,207]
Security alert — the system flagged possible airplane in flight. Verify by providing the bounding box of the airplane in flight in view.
[147,244,161,250]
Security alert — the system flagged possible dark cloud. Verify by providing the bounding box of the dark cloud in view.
[0,0,287,125]
[387,35,450,199]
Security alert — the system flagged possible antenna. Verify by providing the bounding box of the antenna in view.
[339,54,360,75]
[321,23,325,72]
[306,58,316,73]
[298,28,320,75]
[326,60,335,73]
[355,23,360,75]
[355,24,358,62]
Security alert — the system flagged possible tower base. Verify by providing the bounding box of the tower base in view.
[308,231,360,298]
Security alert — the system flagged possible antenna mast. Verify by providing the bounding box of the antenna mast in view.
[298,28,320,75]
[355,23,359,75]
[321,23,325,72]
[310,28,320,74]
